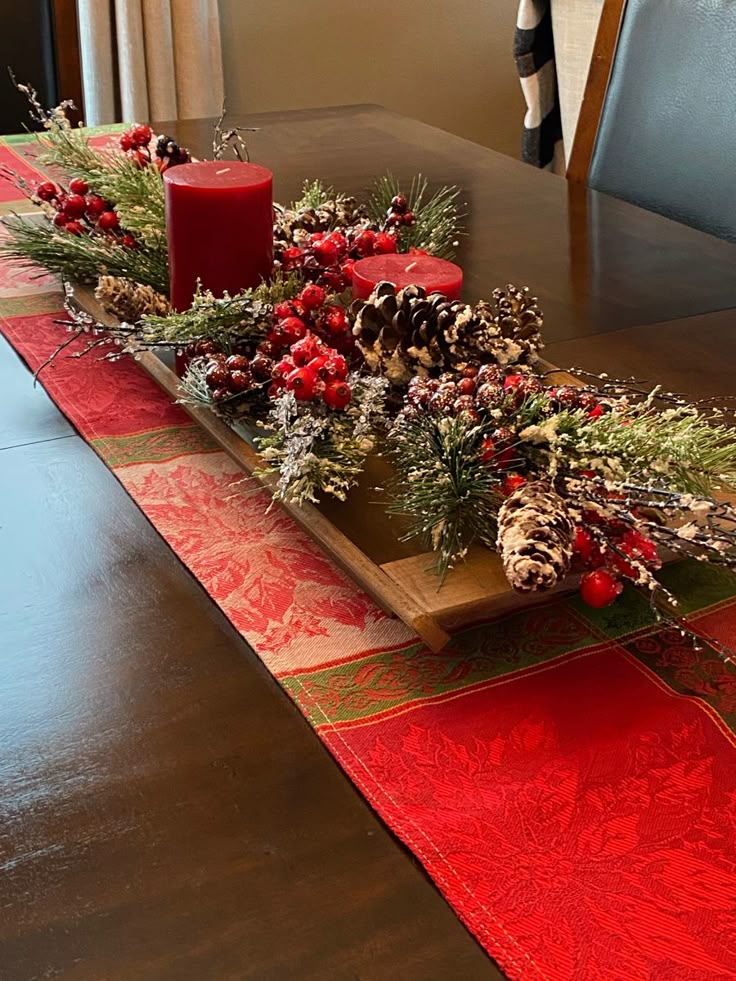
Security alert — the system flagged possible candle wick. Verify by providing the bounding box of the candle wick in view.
[215,167,231,175]
[405,261,418,273]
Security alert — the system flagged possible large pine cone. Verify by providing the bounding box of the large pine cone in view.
[496,481,575,593]
[351,282,544,384]
[95,276,171,323]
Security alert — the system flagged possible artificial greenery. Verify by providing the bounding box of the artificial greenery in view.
[256,374,387,505]
[1,215,169,294]
[368,173,464,260]
[388,412,502,578]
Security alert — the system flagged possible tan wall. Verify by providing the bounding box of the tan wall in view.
[217,0,525,159]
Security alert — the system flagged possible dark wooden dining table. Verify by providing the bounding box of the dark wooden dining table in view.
[3,105,736,981]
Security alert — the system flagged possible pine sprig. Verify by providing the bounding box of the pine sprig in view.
[368,173,464,259]
[553,402,736,495]
[133,285,274,348]
[290,179,338,211]
[388,412,502,579]
[1,214,169,294]
[256,375,387,505]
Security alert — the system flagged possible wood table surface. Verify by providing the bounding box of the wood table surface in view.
[168,105,736,342]
[3,105,736,980]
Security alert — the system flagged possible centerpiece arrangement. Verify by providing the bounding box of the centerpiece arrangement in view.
[4,82,736,654]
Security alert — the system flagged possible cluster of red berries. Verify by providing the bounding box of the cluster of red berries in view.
[199,342,274,403]
[272,334,352,409]
[384,194,417,229]
[406,366,532,496]
[36,179,134,245]
[279,226,398,292]
[548,384,605,420]
[259,283,354,358]
[574,509,661,607]
[119,124,154,169]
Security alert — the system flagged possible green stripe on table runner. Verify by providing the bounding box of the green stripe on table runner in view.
[95,425,220,468]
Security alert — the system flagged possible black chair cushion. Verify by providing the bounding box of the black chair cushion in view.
[588,0,736,242]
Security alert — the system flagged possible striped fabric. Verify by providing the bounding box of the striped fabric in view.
[514,0,564,169]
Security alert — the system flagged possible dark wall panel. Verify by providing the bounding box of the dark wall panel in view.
[0,1,58,134]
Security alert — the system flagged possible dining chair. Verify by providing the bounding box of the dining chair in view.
[566,0,736,242]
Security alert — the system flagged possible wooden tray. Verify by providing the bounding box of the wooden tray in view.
[75,287,581,652]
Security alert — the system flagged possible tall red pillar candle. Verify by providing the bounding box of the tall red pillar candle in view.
[164,161,274,311]
[352,253,463,301]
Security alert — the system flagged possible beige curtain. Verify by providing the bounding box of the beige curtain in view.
[550,0,603,164]
[77,0,224,125]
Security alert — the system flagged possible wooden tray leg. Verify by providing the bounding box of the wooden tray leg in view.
[411,614,451,653]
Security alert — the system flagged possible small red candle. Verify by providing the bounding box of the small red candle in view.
[352,253,463,301]
[164,161,274,311]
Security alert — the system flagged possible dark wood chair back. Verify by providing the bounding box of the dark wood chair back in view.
[567,0,736,242]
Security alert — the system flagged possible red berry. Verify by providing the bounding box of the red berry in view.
[580,570,623,609]
[457,376,476,396]
[353,229,377,256]
[299,284,327,310]
[312,239,338,266]
[340,259,356,281]
[286,366,318,401]
[588,404,604,420]
[573,527,604,568]
[131,124,153,146]
[228,369,252,393]
[323,305,348,335]
[494,447,518,470]
[65,221,84,236]
[250,355,273,381]
[68,177,89,196]
[323,379,352,410]
[321,270,347,292]
[307,355,331,377]
[63,194,87,218]
[480,437,496,462]
[36,181,58,201]
[374,232,397,254]
[290,335,323,367]
[402,210,417,226]
[53,211,67,228]
[85,194,106,217]
[225,354,250,373]
[212,387,231,403]
[121,234,137,249]
[120,133,134,152]
[391,194,408,212]
[503,374,526,391]
[205,362,230,389]
[326,231,348,256]
[279,316,308,344]
[281,246,304,270]
[501,473,526,496]
[98,210,120,231]
[274,301,295,320]
[319,354,349,381]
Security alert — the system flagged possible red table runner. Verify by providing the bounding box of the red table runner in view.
[3,134,736,980]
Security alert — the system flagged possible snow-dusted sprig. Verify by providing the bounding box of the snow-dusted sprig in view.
[255,374,388,506]
[549,401,736,495]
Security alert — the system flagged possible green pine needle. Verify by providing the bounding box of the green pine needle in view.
[368,173,464,260]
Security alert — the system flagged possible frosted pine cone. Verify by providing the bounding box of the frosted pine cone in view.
[95,276,171,322]
[352,282,544,384]
[497,480,575,592]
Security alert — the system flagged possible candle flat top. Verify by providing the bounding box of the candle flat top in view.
[353,253,462,283]
[163,160,273,189]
